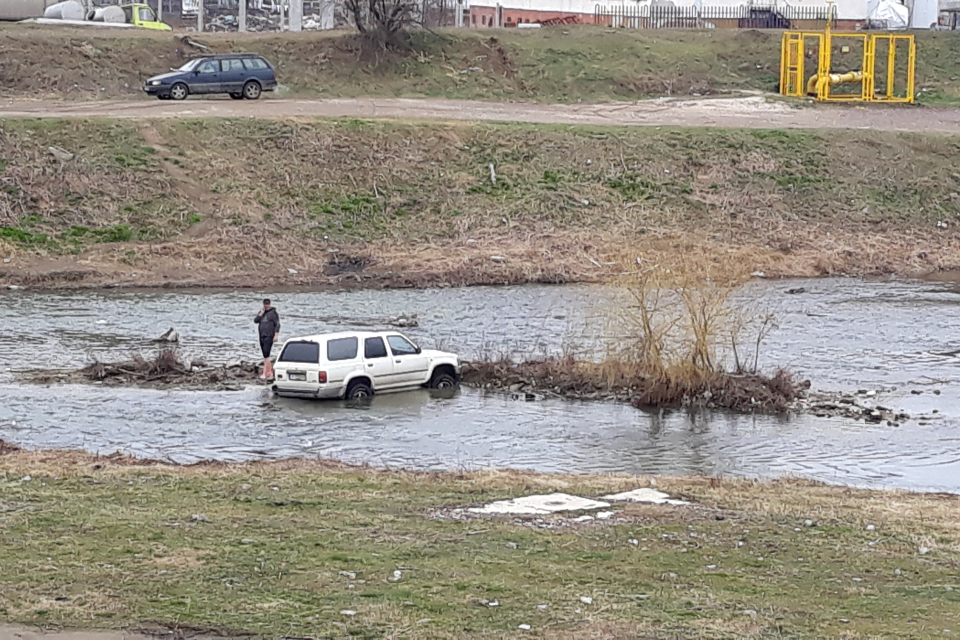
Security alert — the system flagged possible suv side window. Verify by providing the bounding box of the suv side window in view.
[222,59,245,73]
[139,6,155,21]
[364,337,388,359]
[243,58,268,70]
[327,337,359,361]
[198,60,219,74]
[387,335,418,356]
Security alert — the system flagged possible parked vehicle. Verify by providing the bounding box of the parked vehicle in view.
[143,53,277,101]
[272,331,461,400]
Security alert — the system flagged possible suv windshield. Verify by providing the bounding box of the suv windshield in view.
[177,59,202,72]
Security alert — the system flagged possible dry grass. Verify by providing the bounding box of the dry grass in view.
[2,26,960,104]
[5,118,960,289]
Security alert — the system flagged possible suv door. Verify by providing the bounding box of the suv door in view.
[192,59,221,94]
[220,58,246,94]
[386,334,430,385]
[362,336,396,390]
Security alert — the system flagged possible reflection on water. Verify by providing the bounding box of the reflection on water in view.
[1,278,960,492]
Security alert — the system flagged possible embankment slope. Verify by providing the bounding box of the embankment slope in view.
[2,118,960,288]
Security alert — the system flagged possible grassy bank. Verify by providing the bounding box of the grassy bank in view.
[3,26,960,104]
[3,117,960,288]
[0,446,958,638]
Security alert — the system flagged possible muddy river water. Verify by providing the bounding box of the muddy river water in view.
[1,278,959,493]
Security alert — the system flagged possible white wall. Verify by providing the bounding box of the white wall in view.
[469,0,865,21]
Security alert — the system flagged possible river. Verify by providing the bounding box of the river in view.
[1,278,958,492]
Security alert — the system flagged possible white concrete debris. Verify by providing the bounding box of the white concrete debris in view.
[467,492,611,516]
[602,488,690,506]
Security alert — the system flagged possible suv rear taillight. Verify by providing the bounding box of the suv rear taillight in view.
[318,371,327,383]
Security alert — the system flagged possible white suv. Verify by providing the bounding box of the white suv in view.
[271,331,461,400]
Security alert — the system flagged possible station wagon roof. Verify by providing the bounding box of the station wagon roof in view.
[284,331,407,343]
[201,53,269,59]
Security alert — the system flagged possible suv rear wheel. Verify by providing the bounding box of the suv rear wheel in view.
[242,81,262,100]
[170,83,189,101]
[345,380,373,400]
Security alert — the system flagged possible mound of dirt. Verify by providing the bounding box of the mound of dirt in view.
[23,349,266,390]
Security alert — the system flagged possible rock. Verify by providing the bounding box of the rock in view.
[191,513,210,522]
[518,624,531,630]
[579,596,593,605]
[865,390,877,397]
[536,604,548,610]
[786,287,806,294]
[20,475,32,482]
[48,146,74,162]
[750,271,767,278]
[866,524,875,531]
[287,268,299,275]
[628,538,639,545]
[743,609,758,618]
[490,256,506,263]
[339,610,357,616]
[920,546,930,555]
[804,519,815,527]
[339,570,357,579]
[390,570,402,582]
[505,541,518,549]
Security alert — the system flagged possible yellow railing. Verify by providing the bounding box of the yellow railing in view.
[779,28,915,103]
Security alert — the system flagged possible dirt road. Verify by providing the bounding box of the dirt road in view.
[4,95,960,132]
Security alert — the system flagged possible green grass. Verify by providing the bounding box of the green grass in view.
[0,458,958,639]
[4,26,960,104]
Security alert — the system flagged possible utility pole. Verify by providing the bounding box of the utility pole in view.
[239,0,246,31]
[197,0,203,31]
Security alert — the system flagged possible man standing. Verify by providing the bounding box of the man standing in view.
[254,298,280,379]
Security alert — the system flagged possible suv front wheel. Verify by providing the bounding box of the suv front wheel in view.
[428,370,459,390]
[242,81,262,100]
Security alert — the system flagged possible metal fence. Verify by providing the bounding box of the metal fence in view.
[594,4,835,29]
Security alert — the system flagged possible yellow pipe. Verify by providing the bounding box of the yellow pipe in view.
[806,70,863,95]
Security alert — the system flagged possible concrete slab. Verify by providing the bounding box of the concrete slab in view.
[468,492,611,515]
[602,488,690,506]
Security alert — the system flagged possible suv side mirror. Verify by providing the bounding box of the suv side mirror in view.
[415,346,422,354]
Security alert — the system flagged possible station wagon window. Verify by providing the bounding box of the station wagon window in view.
[364,337,388,359]
[387,335,418,356]
[198,60,219,74]
[327,337,359,361]
[243,58,269,70]
[278,341,319,363]
[222,59,245,73]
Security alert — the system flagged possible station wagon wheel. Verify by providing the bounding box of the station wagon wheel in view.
[428,371,459,390]
[345,380,373,400]
[242,81,262,100]
[170,82,188,101]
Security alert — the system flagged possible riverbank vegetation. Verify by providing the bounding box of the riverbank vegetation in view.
[3,26,960,104]
[0,445,958,638]
[3,118,960,289]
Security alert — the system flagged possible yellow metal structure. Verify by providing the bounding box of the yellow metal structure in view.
[779,19,916,103]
